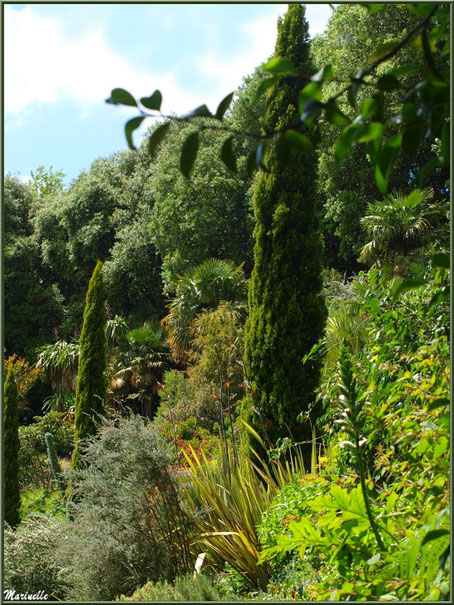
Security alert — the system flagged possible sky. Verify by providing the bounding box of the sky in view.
[4,2,332,185]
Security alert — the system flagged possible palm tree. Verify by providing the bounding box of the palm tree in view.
[108,319,173,418]
[162,259,248,362]
[359,188,440,272]
[36,340,80,411]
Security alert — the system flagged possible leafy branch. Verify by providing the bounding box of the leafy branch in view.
[334,344,386,551]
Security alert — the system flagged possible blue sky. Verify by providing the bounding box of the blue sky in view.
[4,2,332,185]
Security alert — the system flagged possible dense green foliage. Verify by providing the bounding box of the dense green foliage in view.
[4,176,64,359]
[4,367,21,528]
[149,123,254,289]
[71,261,107,470]
[118,573,229,602]
[259,268,449,601]
[3,3,450,602]
[242,4,326,449]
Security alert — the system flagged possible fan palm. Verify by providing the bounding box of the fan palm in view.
[108,319,173,417]
[37,340,79,391]
[36,340,80,412]
[359,188,439,271]
[162,259,248,361]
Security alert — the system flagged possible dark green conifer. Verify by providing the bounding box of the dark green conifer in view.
[4,367,21,528]
[242,4,326,449]
[71,260,107,470]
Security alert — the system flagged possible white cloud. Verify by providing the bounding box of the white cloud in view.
[195,4,331,109]
[4,5,202,124]
[197,6,285,106]
[4,4,332,129]
[306,4,333,37]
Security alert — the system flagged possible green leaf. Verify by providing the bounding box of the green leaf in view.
[334,124,361,163]
[427,397,449,412]
[106,88,138,107]
[298,81,322,114]
[402,123,422,157]
[246,144,259,176]
[439,544,450,570]
[301,99,325,122]
[263,56,296,76]
[147,121,171,160]
[421,529,449,546]
[253,77,279,104]
[376,74,401,91]
[326,102,350,126]
[311,64,333,83]
[124,116,145,150]
[357,122,384,143]
[389,64,420,78]
[387,134,402,148]
[220,136,237,173]
[347,71,364,109]
[432,252,450,269]
[392,278,427,297]
[407,4,436,16]
[361,3,385,14]
[283,130,313,153]
[428,286,449,309]
[180,131,199,177]
[369,40,400,62]
[361,98,377,119]
[215,92,234,120]
[188,104,212,118]
[418,156,444,187]
[374,140,399,194]
[140,90,162,111]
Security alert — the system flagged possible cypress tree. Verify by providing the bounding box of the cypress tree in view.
[242,4,326,449]
[4,367,21,528]
[71,260,107,470]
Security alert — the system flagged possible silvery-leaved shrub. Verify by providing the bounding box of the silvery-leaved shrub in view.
[4,515,70,600]
[58,414,193,601]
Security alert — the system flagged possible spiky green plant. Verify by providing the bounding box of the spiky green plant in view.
[71,260,107,470]
[334,344,385,551]
[4,367,21,528]
[181,424,315,590]
[44,432,66,498]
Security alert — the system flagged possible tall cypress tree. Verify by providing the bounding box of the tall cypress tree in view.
[71,260,107,470]
[242,4,326,449]
[4,367,21,528]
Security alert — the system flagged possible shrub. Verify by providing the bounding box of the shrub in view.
[18,412,74,492]
[258,475,329,557]
[117,573,228,601]
[59,415,193,601]
[4,515,69,600]
[20,489,66,521]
